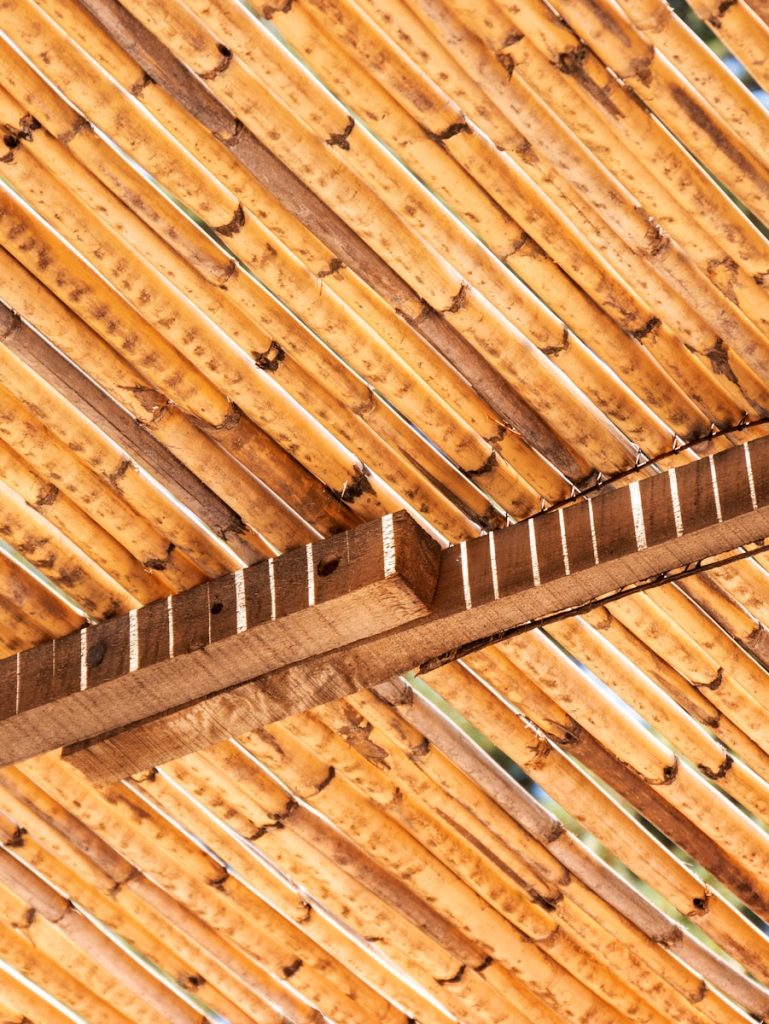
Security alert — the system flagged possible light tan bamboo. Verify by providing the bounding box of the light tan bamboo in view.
[0,438,169,607]
[0,252,349,546]
[0,342,228,581]
[125,772,454,1024]
[0,817,273,1024]
[546,614,769,823]
[383,681,769,1021]
[498,35,769,345]
[618,0,769,139]
[0,185,392,530]
[0,790,442,1024]
[28,0,569,502]
[0,969,75,1024]
[424,660,769,984]
[0,376,204,593]
[161,751,592,1024]
[0,477,135,619]
[496,0,769,269]
[495,629,769,898]
[309,0,747,428]
[180,0,682,459]
[105,0,638,477]
[0,776,288,1024]
[0,141,472,536]
[234,728,684,1024]
[543,0,769,227]
[0,850,208,1024]
[0,547,82,637]
[609,592,769,756]
[16,756,517,1024]
[0,593,52,652]
[15,757,415,1024]
[400,0,769,404]
[581,603,769,786]
[0,87,535,524]
[0,905,136,1024]
[334,691,753,1024]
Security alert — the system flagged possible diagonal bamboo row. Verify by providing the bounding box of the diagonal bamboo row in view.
[182,0,685,458]
[617,0,769,139]
[161,749,604,1024]
[399,0,769,412]
[0,547,83,638]
[0,375,204,594]
[0,815,276,1024]
[544,0,769,228]
[103,0,637,478]
[491,628,769,906]
[183,0,765,442]
[0,968,76,1024]
[492,0,769,278]
[0,133,475,537]
[0,774,295,1024]
[386,681,769,1020]
[0,437,171,608]
[0,187,396,531]
[73,0,589,486]
[123,773,455,1024]
[231,728,685,1024]
[0,908,137,1024]
[334,689,756,1024]
[0,79,539,523]
[495,31,769,345]
[257,0,717,451]
[0,851,209,1024]
[11,758,417,1024]
[424,660,769,984]
[17,755,508,1024]
[310,0,748,429]
[0,264,353,548]
[0,477,136,620]
[0,343,227,583]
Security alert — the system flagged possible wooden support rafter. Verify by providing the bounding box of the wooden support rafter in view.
[2,437,769,779]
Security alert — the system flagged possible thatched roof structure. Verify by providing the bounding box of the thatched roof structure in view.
[2,0,769,1020]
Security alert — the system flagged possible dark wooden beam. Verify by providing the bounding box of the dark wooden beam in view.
[1,438,768,778]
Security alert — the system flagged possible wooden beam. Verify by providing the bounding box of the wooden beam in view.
[1,437,769,778]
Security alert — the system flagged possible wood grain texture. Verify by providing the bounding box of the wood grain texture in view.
[60,437,769,781]
[0,511,440,765]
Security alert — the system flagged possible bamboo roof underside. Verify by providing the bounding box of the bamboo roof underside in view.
[3,0,769,1020]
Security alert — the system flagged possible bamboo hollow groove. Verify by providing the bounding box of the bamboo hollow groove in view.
[1,438,769,776]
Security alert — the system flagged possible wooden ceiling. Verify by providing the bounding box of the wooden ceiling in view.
[2,0,769,1020]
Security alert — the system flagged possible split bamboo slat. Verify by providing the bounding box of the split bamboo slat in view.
[4,0,769,1021]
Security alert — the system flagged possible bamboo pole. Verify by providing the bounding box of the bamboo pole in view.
[0,477,136,620]
[311,0,747,430]
[160,751,591,1024]
[0,968,75,1024]
[0,438,170,607]
[387,682,769,1020]
[0,257,350,547]
[618,0,769,140]
[544,0,769,228]
[424,661,769,983]
[0,83,539,523]
[0,547,83,637]
[14,757,415,1024]
[0,776,288,1024]
[335,691,753,1024]
[101,0,636,478]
